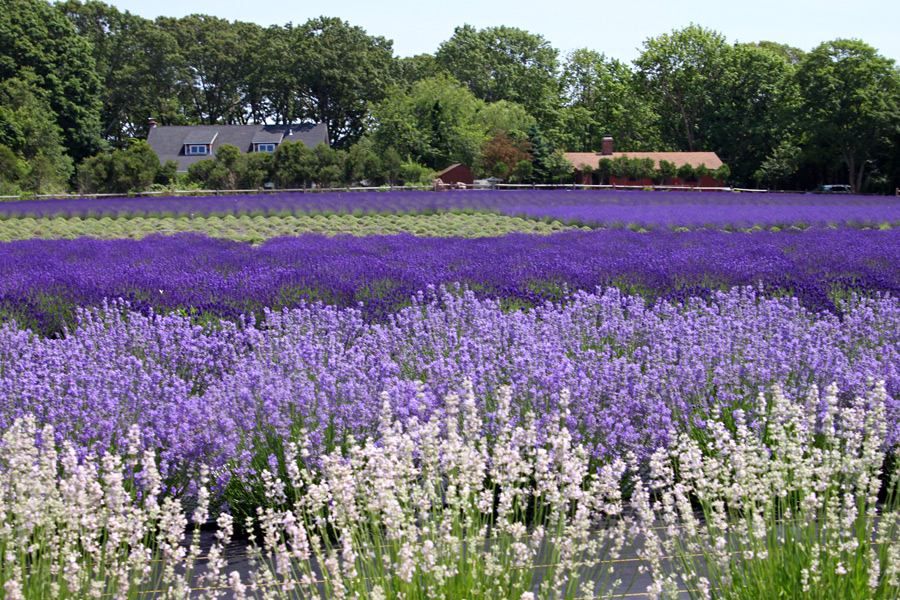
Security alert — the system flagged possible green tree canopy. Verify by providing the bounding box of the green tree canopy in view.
[368,74,487,170]
[634,24,729,152]
[0,74,73,193]
[60,0,188,146]
[560,49,660,152]
[268,17,395,149]
[796,39,900,192]
[0,0,101,161]
[435,24,560,122]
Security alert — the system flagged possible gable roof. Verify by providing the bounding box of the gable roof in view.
[147,123,329,172]
[564,151,724,171]
[183,129,218,145]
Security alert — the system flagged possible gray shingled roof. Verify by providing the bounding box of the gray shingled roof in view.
[252,130,285,144]
[147,123,329,173]
[183,130,218,145]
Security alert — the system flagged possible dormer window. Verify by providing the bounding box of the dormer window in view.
[188,144,208,155]
[254,143,276,153]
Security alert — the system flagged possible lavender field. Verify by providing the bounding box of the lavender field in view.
[3,191,900,598]
[1,228,898,335]
[2,189,900,229]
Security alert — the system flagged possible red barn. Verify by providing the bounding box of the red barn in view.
[564,136,726,188]
[435,163,474,187]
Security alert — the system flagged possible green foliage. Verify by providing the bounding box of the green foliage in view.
[796,39,900,192]
[0,75,73,193]
[525,124,556,183]
[236,153,274,189]
[186,159,216,186]
[512,160,533,183]
[610,155,629,179]
[273,141,317,188]
[0,0,101,161]
[59,0,187,147]
[154,160,179,187]
[368,74,488,170]
[77,140,160,193]
[560,49,661,152]
[397,161,434,186]
[435,24,560,123]
[658,159,678,180]
[677,163,696,181]
[635,24,729,152]
[753,140,800,188]
[265,17,395,148]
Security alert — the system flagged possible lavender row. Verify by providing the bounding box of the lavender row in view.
[2,189,899,227]
[2,229,900,335]
[1,287,898,508]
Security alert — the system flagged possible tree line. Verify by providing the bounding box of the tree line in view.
[1,0,899,195]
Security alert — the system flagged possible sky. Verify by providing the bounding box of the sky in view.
[105,0,900,63]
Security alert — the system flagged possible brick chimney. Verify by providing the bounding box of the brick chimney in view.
[601,136,613,155]
[148,118,158,128]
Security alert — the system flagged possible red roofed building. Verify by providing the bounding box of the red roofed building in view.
[564,136,726,188]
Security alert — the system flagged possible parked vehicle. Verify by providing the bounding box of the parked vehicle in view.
[809,184,852,194]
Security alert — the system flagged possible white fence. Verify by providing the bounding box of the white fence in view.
[0,182,789,203]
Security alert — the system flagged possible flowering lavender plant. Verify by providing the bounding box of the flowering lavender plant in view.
[0,416,234,600]
[3,228,900,335]
[232,382,632,600]
[634,382,900,599]
[2,190,898,229]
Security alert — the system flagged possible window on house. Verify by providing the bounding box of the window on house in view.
[188,145,207,155]
[256,144,276,153]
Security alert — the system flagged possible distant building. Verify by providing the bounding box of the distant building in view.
[565,136,725,187]
[146,120,329,173]
[435,163,474,187]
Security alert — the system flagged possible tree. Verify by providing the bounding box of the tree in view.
[658,159,678,182]
[312,142,342,187]
[396,54,441,87]
[626,157,656,181]
[481,131,532,179]
[610,155,630,180]
[634,24,729,152]
[560,49,661,152]
[0,0,101,160]
[545,150,573,182]
[368,75,487,170]
[474,100,535,138]
[796,39,900,193]
[753,140,800,189]
[157,15,262,126]
[235,153,273,189]
[287,17,395,148]
[398,160,434,185]
[677,163,696,182]
[273,140,317,188]
[435,24,561,122]
[703,43,799,186]
[525,124,554,183]
[0,75,74,193]
[59,1,187,146]
[512,160,533,183]
[77,139,160,193]
[595,158,612,185]
[752,41,805,65]
[714,164,731,182]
